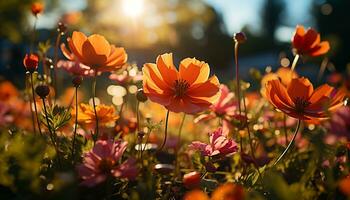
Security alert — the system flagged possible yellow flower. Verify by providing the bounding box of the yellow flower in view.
[72,103,119,129]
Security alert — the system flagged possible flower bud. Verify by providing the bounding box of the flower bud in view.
[136,89,148,102]
[23,53,39,73]
[57,22,67,35]
[234,32,247,43]
[183,171,201,189]
[72,76,83,87]
[35,85,50,99]
[31,2,44,16]
[137,131,145,139]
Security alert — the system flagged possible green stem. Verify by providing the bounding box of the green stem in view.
[30,73,42,135]
[71,86,78,164]
[92,71,99,140]
[174,114,186,177]
[42,98,62,168]
[283,114,288,146]
[242,91,262,179]
[30,17,37,53]
[53,33,61,100]
[317,57,329,83]
[234,42,242,115]
[158,110,170,151]
[27,74,37,134]
[290,54,300,74]
[273,119,301,166]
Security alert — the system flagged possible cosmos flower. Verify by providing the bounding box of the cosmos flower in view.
[77,139,137,187]
[72,103,119,129]
[57,60,95,77]
[61,31,127,72]
[261,67,298,97]
[292,25,330,57]
[265,77,345,120]
[326,106,350,140]
[142,53,220,114]
[189,127,238,157]
[211,183,245,200]
[194,84,237,135]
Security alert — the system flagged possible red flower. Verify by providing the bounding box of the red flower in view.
[292,25,330,57]
[23,53,39,73]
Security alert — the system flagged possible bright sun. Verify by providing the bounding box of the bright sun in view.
[121,0,144,18]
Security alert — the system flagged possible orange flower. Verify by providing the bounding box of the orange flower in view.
[211,183,245,200]
[61,31,127,72]
[142,53,220,114]
[31,2,44,16]
[72,103,119,129]
[183,190,209,200]
[0,81,19,102]
[339,175,350,197]
[292,25,330,57]
[265,77,345,120]
[261,67,298,97]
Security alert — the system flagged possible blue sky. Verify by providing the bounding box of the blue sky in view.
[205,0,315,40]
[38,0,315,41]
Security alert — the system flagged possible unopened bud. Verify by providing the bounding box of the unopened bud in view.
[136,88,148,102]
[72,76,83,87]
[234,32,247,43]
[23,53,39,73]
[35,85,50,98]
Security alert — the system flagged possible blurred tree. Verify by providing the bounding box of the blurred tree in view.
[80,0,233,73]
[313,0,350,70]
[261,0,285,44]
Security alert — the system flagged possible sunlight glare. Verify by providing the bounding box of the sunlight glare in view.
[122,0,144,18]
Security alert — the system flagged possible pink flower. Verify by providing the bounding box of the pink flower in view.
[189,128,238,157]
[57,60,96,77]
[326,106,350,140]
[77,139,137,187]
[194,85,237,135]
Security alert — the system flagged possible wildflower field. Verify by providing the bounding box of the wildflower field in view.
[0,0,350,200]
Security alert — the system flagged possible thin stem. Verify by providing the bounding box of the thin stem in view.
[30,17,37,53]
[283,114,288,146]
[42,98,62,168]
[26,73,37,133]
[242,91,262,179]
[290,54,300,74]
[234,42,242,115]
[53,34,61,99]
[92,71,99,139]
[71,86,78,164]
[273,119,301,166]
[30,73,42,135]
[136,100,140,132]
[317,57,329,83]
[174,114,186,177]
[158,110,170,151]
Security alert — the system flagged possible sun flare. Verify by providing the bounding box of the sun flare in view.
[121,0,144,18]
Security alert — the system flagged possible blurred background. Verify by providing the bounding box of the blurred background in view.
[1,0,349,88]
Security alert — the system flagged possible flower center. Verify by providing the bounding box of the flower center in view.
[98,158,114,174]
[174,79,190,97]
[294,97,310,113]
